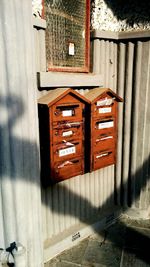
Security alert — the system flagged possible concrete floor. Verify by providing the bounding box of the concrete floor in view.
[45,216,150,267]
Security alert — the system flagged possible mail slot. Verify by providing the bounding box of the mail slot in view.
[38,88,90,185]
[52,103,82,122]
[93,133,115,153]
[52,158,84,182]
[93,150,115,170]
[85,88,123,172]
[95,118,114,130]
[93,119,115,137]
[93,98,116,118]
[52,122,83,143]
[53,141,82,162]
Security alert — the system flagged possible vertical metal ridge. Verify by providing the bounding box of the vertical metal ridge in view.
[92,39,101,73]
[122,42,135,207]
[134,41,150,209]
[138,41,150,209]
[130,41,143,208]
[116,42,126,205]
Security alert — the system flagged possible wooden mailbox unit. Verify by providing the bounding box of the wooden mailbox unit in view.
[38,88,90,185]
[85,88,123,172]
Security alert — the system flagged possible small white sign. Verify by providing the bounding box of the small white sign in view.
[99,107,112,114]
[62,130,73,137]
[97,98,113,106]
[62,110,73,117]
[69,42,75,55]
[59,146,76,157]
[98,121,114,129]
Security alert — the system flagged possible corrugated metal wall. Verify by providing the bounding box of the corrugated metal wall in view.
[92,37,150,209]
[33,21,150,260]
[33,27,150,262]
[33,22,116,250]
[42,167,115,242]
[0,2,43,267]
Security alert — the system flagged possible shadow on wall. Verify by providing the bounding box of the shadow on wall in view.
[0,95,40,185]
[0,95,150,264]
[103,0,150,26]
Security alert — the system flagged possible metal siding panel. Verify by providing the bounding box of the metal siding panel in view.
[34,27,40,72]
[133,41,149,209]
[42,37,150,257]
[0,1,43,266]
[93,39,101,74]
[137,41,150,209]
[39,29,47,72]
[100,40,106,83]
[105,41,110,87]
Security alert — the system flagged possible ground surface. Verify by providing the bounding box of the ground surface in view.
[45,216,150,267]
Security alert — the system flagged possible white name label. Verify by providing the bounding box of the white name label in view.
[59,146,76,157]
[62,130,73,137]
[62,110,73,117]
[98,121,114,129]
[99,107,112,114]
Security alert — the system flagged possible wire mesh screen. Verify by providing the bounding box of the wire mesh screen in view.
[45,0,90,72]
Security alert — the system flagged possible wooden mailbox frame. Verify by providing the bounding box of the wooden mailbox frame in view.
[38,88,90,185]
[85,88,123,172]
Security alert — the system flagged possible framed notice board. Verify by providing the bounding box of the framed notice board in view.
[44,0,90,72]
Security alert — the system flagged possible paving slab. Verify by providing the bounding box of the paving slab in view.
[57,238,89,265]
[45,217,150,267]
[120,248,150,267]
[82,240,121,267]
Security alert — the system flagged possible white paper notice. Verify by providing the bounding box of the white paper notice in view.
[99,107,112,114]
[69,43,75,55]
[98,121,114,129]
[62,110,72,117]
[59,146,76,157]
[97,98,113,106]
[62,130,73,137]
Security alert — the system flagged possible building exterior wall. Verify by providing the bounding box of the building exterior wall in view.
[0,2,150,266]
